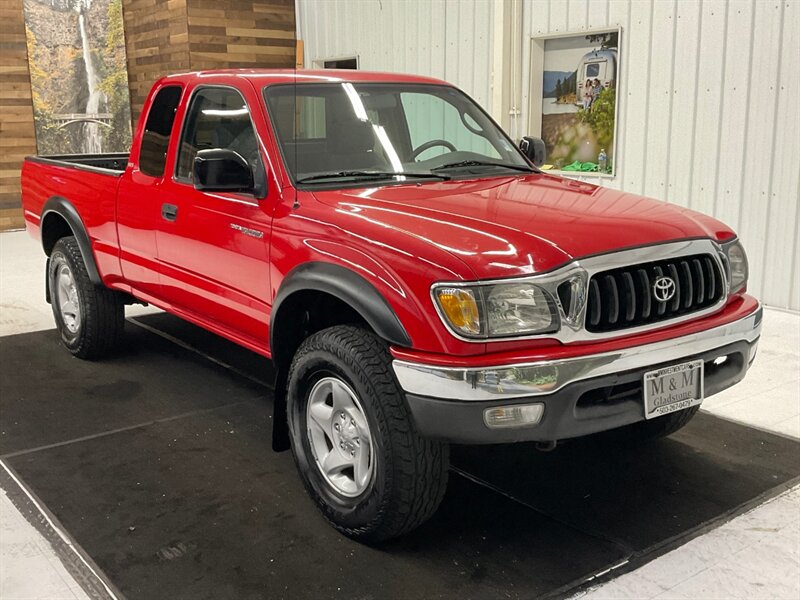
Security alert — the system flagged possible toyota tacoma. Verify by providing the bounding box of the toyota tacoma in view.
[21,69,761,542]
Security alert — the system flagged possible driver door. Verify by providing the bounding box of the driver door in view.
[156,84,272,347]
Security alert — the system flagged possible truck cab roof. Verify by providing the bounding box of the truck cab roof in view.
[159,69,451,88]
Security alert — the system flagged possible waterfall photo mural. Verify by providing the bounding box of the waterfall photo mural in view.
[23,0,132,155]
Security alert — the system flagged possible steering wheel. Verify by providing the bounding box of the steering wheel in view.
[411,139,457,160]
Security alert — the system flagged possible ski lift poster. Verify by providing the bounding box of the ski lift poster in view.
[539,29,619,175]
[23,0,132,155]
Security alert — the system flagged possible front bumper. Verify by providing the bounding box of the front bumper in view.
[392,305,762,444]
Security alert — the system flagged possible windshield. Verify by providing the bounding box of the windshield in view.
[263,83,531,186]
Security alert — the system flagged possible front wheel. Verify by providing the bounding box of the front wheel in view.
[286,325,449,543]
[48,236,124,359]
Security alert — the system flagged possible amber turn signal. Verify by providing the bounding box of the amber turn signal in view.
[435,287,481,336]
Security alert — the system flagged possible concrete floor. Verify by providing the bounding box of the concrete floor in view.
[1,229,798,599]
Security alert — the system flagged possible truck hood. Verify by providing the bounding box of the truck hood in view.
[312,173,733,280]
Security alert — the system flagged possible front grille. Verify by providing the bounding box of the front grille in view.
[585,253,724,333]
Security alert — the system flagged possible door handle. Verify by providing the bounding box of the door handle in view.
[161,203,178,221]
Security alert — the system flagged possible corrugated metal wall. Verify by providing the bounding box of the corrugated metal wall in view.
[520,0,799,311]
[297,0,495,108]
[298,0,800,310]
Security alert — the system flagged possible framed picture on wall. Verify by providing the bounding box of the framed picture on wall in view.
[529,28,621,177]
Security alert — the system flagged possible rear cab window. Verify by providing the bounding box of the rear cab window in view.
[139,86,182,177]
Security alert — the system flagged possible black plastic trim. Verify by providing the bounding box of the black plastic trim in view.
[26,154,127,176]
[271,262,411,360]
[40,196,102,285]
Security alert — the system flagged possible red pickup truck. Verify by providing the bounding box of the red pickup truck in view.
[21,69,761,542]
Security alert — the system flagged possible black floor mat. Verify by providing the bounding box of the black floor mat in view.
[1,316,798,600]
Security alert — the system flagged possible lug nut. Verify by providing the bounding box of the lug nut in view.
[350,450,355,457]
[334,423,340,431]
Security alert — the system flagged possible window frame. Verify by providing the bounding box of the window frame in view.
[138,84,184,178]
[171,84,265,197]
[314,56,359,69]
[528,26,622,179]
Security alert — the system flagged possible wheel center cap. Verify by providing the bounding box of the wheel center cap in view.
[333,412,360,454]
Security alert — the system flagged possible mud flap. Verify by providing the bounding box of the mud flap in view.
[271,366,290,452]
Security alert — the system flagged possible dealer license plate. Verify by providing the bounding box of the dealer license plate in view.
[643,360,704,420]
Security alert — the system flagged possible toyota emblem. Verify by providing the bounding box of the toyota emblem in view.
[653,276,676,302]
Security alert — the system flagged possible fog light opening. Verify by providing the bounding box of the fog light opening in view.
[535,440,557,452]
[713,355,728,366]
[483,403,544,429]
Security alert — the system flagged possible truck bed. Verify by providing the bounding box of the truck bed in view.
[27,153,129,175]
[21,153,129,283]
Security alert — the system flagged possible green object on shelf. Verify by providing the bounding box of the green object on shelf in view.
[561,161,599,172]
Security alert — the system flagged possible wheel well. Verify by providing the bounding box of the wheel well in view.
[271,290,368,370]
[41,212,74,255]
[269,290,371,453]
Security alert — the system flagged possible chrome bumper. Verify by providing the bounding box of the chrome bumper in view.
[393,306,762,401]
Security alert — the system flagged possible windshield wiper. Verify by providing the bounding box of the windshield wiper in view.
[296,170,451,184]
[430,160,534,173]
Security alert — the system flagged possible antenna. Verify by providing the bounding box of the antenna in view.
[293,32,300,210]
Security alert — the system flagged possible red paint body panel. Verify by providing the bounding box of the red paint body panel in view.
[21,69,747,363]
[21,159,126,284]
[311,174,735,280]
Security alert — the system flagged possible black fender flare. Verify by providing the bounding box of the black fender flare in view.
[40,196,102,285]
[270,262,411,365]
[269,262,411,452]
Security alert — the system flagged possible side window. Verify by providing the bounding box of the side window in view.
[176,87,259,181]
[139,86,182,177]
[400,92,500,160]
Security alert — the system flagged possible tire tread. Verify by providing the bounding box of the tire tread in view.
[51,237,124,359]
[288,325,449,542]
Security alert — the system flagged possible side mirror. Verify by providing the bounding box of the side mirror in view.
[193,148,254,193]
[519,136,546,167]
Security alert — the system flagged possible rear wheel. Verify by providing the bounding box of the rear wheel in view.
[286,325,449,543]
[48,236,124,359]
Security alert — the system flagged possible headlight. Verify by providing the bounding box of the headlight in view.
[434,282,559,339]
[721,239,748,294]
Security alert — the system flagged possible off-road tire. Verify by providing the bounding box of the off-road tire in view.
[48,236,124,359]
[286,325,449,543]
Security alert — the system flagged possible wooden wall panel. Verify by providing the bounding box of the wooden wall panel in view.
[122,0,190,126]
[122,0,295,122]
[0,0,296,232]
[0,0,37,230]
[186,0,295,71]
